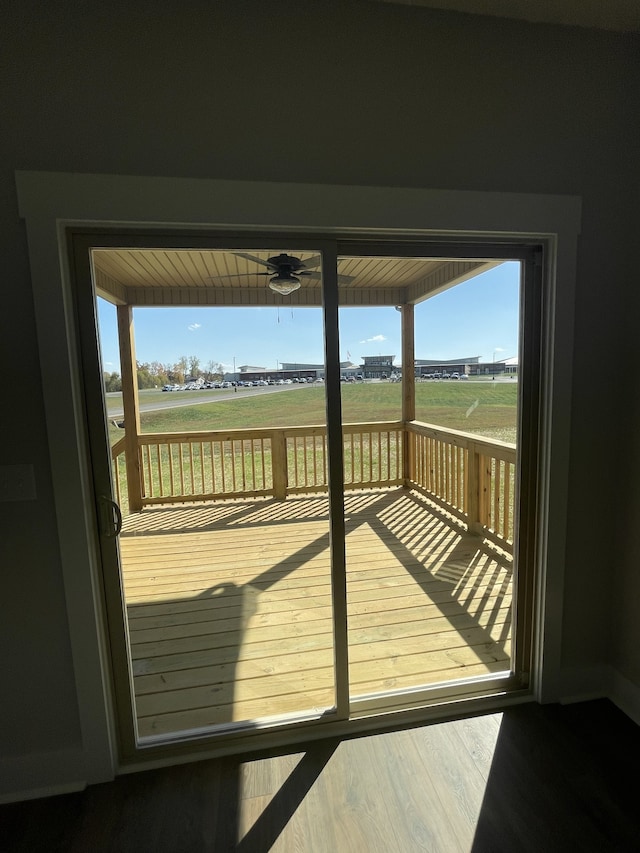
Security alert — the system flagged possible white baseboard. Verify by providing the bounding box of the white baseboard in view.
[608,668,640,725]
[0,747,88,804]
[558,663,609,705]
[558,664,640,725]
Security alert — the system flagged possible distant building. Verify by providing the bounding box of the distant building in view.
[414,356,479,377]
[362,355,395,378]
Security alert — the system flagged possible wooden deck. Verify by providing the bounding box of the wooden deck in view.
[120,488,512,740]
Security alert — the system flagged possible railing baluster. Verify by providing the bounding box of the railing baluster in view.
[144,445,152,498]
[198,441,204,493]
[177,443,184,496]
[211,441,217,493]
[494,459,502,534]
[386,430,391,481]
[311,435,317,485]
[504,460,512,541]
[322,432,327,485]
[445,442,451,503]
[156,444,163,496]
[231,440,238,492]
[166,443,173,495]
[187,443,194,495]
[220,441,227,493]
[249,439,260,491]
[293,437,299,488]
[271,432,287,498]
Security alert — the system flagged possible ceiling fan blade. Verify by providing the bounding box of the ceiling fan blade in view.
[205,272,271,280]
[300,256,355,282]
[290,270,356,284]
[232,252,276,269]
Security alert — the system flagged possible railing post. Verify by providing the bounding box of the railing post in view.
[468,442,492,535]
[467,442,482,535]
[479,454,492,531]
[401,304,415,486]
[117,305,143,512]
[404,426,414,487]
[271,431,287,499]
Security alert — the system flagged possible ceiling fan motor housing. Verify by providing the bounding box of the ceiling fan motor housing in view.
[268,254,309,274]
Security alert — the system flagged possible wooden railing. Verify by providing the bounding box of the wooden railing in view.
[111,419,515,550]
[406,421,516,549]
[111,422,404,506]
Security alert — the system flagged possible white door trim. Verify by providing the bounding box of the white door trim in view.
[16,170,581,785]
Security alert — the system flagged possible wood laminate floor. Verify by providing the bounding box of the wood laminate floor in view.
[2,700,639,852]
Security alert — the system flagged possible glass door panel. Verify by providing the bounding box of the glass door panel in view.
[93,246,337,742]
[338,254,519,706]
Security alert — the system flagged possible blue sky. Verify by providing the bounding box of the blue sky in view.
[97,262,520,373]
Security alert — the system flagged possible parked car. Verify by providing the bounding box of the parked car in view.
[450,372,460,380]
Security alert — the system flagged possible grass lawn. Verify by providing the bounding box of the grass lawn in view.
[108,381,518,446]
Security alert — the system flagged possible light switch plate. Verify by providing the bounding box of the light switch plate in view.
[0,464,37,501]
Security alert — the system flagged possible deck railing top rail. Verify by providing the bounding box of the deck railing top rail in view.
[406,420,516,459]
[134,420,404,445]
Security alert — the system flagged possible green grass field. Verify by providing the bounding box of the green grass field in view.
[108,381,518,446]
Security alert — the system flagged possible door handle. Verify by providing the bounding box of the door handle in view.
[100,495,123,538]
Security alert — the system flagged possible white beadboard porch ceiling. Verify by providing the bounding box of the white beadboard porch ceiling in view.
[92,248,499,308]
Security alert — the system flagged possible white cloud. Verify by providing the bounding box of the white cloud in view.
[359,334,387,344]
[188,323,202,332]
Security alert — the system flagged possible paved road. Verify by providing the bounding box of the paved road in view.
[107,383,313,419]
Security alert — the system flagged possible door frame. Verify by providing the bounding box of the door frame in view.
[73,232,537,759]
[72,232,351,760]
[16,170,581,782]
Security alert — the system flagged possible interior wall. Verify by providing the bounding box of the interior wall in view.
[2,0,639,790]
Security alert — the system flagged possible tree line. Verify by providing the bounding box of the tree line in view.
[103,356,224,392]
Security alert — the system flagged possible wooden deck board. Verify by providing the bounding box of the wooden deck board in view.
[119,488,512,739]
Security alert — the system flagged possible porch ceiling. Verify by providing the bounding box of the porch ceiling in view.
[92,248,500,307]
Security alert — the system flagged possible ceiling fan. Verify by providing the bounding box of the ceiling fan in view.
[208,252,354,295]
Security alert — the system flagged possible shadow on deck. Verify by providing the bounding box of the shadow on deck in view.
[119,488,512,740]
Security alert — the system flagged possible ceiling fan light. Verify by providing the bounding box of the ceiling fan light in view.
[269,274,301,295]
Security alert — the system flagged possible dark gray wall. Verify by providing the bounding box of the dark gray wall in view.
[2,0,638,767]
